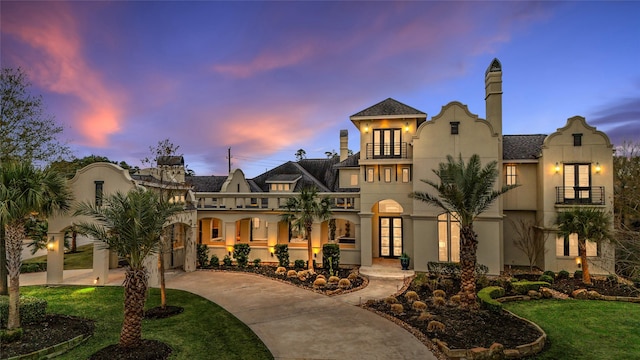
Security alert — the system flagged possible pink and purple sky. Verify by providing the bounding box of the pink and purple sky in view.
[2,1,639,177]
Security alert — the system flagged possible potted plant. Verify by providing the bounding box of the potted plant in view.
[400,252,410,270]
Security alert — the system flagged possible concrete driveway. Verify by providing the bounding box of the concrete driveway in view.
[167,271,437,360]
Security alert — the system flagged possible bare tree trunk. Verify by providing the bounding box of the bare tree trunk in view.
[71,230,77,253]
[5,223,25,329]
[458,225,479,309]
[578,239,591,284]
[306,224,314,272]
[0,227,7,295]
[120,267,148,347]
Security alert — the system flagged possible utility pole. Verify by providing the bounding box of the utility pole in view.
[227,147,232,173]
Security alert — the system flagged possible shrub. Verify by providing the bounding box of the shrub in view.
[449,295,461,305]
[427,262,461,277]
[418,311,434,321]
[412,301,427,311]
[313,278,327,288]
[209,254,219,268]
[0,296,47,327]
[253,258,261,267]
[338,278,351,289]
[0,328,23,342]
[275,266,287,275]
[222,255,233,267]
[543,270,556,279]
[390,303,404,315]
[478,286,505,313]
[433,289,446,299]
[328,276,340,284]
[316,274,326,280]
[347,272,358,281]
[427,320,445,332]
[294,259,306,269]
[607,274,618,284]
[233,244,251,268]
[287,270,298,278]
[20,262,46,273]
[384,296,398,304]
[557,270,570,280]
[475,264,489,277]
[404,291,419,303]
[574,270,583,279]
[297,270,310,281]
[274,244,290,267]
[196,244,209,268]
[538,274,554,284]
[512,280,550,295]
[432,296,446,307]
[322,243,341,276]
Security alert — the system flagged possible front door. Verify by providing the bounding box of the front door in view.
[380,217,402,258]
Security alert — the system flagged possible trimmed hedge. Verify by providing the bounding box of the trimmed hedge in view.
[20,262,47,273]
[478,286,505,313]
[0,295,48,328]
[322,243,340,276]
[274,244,289,267]
[512,280,551,295]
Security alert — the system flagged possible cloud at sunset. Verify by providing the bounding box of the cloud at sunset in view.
[1,2,123,147]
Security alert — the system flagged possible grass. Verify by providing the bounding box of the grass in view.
[20,286,273,360]
[504,300,640,360]
[23,244,93,270]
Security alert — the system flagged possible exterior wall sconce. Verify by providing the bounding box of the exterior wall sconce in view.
[595,162,601,174]
[47,241,54,251]
[227,246,234,256]
[575,257,582,268]
[94,277,99,285]
[555,162,561,174]
[364,123,369,133]
[404,122,409,132]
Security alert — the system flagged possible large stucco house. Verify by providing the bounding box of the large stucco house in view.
[46,59,615,285]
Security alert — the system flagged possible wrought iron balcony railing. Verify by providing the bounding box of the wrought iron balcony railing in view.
[365,143,408,159]
[555,186,605,205]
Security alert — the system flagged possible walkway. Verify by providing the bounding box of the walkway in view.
[20,269,438,360]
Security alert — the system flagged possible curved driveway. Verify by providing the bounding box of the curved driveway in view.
[167,271,437,360]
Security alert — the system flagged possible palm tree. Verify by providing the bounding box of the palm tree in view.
[74,188,182,347]
[556,207,612,284]
[281,187,332,272]
[0,162,72,330]
[410,154,517,309]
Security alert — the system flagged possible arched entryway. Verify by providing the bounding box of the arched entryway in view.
[371,199,404,258]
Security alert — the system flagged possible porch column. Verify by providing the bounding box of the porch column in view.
[46,233,64,284]
[184,223,197,272]
[311,222,322,264]
[224,221,236,255]
[145,253,159,287]
[92,243,109,286]
[360,213,373,266]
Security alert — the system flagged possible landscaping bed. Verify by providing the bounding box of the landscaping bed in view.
[551,277,640,297]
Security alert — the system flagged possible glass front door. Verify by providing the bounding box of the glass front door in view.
[380,217,403,257]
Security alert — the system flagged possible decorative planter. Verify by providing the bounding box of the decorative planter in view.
[400,257,410,270]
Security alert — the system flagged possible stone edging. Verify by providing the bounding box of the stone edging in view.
[6,334,91,360]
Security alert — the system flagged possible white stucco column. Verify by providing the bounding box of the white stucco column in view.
[46,233,64,284]
[360,213,373,266]
[145,253,159,287]
[184,224,197,272]
[92,243,110,286]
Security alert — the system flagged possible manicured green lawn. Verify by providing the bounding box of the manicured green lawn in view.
[504,300,640,360]
[23,244,93,270]
[20,286,273,360]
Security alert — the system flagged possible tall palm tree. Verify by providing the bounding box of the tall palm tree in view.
[410,154,517,309]
[0,162,72,330]
[281,187,332,272]
[74,188,182,347]
[556,207,612,284]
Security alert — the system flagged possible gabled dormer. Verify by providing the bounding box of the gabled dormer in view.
[266,174,301,192]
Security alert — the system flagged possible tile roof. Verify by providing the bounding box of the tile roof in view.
[503,135,547,160]
[351,98,426,118]
[185,175,228,192]
[251,158,340,192]
[265,174,302,182]
[157,156,184,166]
[334,152,360,168]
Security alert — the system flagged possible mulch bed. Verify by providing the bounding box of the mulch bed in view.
[144,305,184,319]
[89,339,172,360]
[1,314,94,359]
[202,264,368,295]
[552,277,640,297]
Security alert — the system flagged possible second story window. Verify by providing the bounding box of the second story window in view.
[350,174,358,186]
[573,133,583,146]
[366,167,374,183]
[384,167,392,182]
[402,167,410,183]
[94,181,104,207]
[450,122,460,135]
[373,129,401,158]
[505,165,517,186]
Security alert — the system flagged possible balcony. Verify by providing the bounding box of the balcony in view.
[196,192,360,211]
[365,143,408,159]
[555,186,605,205]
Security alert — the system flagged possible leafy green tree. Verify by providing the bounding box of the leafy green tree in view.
[74,188,182,347]
[295,149,307,161]
[556,207,613,284]
[281,187,332,272]
[409,154,517,309]
[50,155,139,179]
[0,162,72,330]
[1,67,71,295]
[613,141,640,229]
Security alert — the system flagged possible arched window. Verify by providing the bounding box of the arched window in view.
[438,213,460,262]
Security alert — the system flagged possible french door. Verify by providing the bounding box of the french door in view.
[380,217,403,257]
